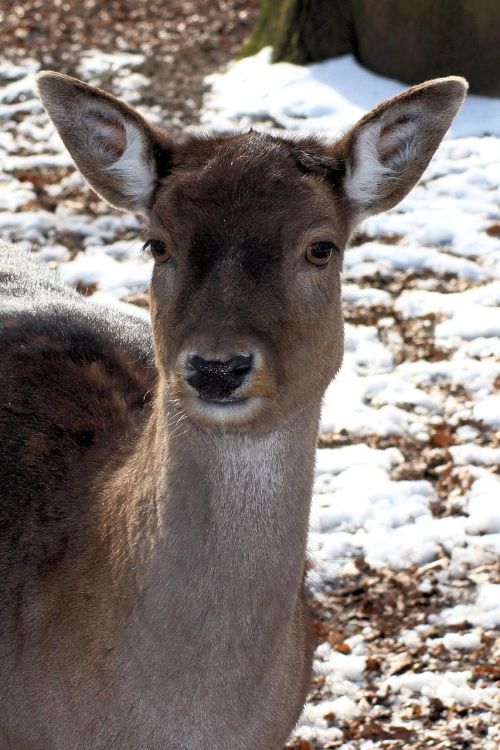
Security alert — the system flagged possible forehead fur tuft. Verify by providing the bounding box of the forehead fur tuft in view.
[167,131,316,209]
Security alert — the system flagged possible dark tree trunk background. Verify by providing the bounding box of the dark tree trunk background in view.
[244,0,500,96]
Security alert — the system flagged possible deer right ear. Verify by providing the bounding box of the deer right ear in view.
[36,72,175,214]
[338,77,468,220]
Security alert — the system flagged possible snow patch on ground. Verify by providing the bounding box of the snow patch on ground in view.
[203,47,500,138]
[436,584,500,629]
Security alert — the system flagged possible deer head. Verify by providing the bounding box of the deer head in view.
[37,72,466,432]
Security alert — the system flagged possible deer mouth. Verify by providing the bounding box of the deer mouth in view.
[198,395,249,406]
[183,391,266,427]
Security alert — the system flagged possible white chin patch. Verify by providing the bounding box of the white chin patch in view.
[189,396,263,426]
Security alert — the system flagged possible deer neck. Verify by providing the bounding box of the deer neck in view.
[113,386,321,671]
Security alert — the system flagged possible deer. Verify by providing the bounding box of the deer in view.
[0,71,466,749]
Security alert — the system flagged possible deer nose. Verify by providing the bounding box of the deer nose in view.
[185,353,254,400]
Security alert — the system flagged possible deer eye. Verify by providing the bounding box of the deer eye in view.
[143,239,171,263]
[306,241,337,266]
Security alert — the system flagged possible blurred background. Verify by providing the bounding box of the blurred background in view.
[0,3,499,750]
[0,1,258,131]
[246,0,500,95]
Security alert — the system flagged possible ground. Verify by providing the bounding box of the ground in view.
[0,3,498,749]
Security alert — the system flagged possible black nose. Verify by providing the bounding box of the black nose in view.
[185,354,253,400]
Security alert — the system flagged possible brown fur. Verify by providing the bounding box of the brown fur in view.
[0,73,467,749]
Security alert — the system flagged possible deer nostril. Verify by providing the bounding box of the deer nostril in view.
[186,354,206,373]
[227,355,253,375]
[185,353,254,400]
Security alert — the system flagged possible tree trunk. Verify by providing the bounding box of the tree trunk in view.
[244,0,500,96]
[240,0,288,58]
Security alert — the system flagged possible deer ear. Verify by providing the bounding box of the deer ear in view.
[36,72,174,214]
[339,77,467,219]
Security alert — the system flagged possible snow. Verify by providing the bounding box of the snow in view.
[398,629,422,651]
[342,284,392,308]
[473,395,500,428]
[203,47,500,138]
[321,695,359,721]
[59,246,151,297]
[396,283,500,319]
[314,445,403,475]
[441,630,482,651]
[0,179,36,211]
[451,444,500,467]
[0,58,39,81]
[387,670,497,708]
[436,584,500,629]
[344,242,489,281]
[316,644,367,681]
[76,50,145,80]
[0,72,38,104]
[1,49,499,747]
[311,465,500,571]
[309,466,473,571]
[1,152,73,172]
[466,476,500,534]
[436,307,500,340]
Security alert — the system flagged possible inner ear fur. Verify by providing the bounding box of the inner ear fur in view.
[36,71,175,213]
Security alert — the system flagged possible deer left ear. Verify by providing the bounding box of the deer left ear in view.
[338,77,468,219]
[36,72,175,214]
